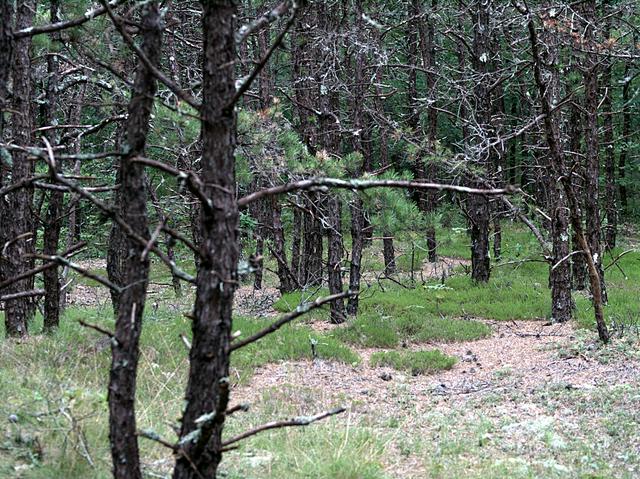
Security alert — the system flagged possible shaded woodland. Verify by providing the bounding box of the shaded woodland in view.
[1,1,639,478]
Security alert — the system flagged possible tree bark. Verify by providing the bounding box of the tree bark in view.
[468,0,493,283]
[618,64,631,215]
[582,0,607,302]
[602,12,616,251]
[42,0,63,332]
[107,4,161,478]
[3,0,36,337]
[173,1,239,477]
[524,7,609,342]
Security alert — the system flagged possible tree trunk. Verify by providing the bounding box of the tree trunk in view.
[3,0,36,337]
[567,105,587,290]
[602,6,616,250]
[582,0,607,302]
[326,195,345,323]
[347,197,364,316]
[42,0,63,332]
[524,9,609,342]
[271,196,293,294]
[550,185,573,322]
[290,205,302,285]
[618,65,631,215]
[173,1,239,476]
[107,5,161,478]
[468,0,493,283]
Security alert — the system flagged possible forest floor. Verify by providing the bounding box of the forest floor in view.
[2,227,640,478]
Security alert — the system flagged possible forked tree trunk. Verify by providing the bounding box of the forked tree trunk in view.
[173,1,239,477]
[107,4,161,478]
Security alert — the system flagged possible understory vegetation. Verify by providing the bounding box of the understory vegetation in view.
[2,224,640,478]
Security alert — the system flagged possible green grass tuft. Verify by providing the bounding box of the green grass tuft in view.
[370,350,457,375]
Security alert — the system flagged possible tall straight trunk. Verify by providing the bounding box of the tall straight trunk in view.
[468,0,493,283]
[60,87,85,311]
[107,5,161,478]
[301,195,323,287]
[541,6,573,323]
[271,196,293,294]
[602,9,616,250]
[618,65,631,215]
[42,0,63,332]
[290,205,302,284]
[550,184,573,322]
[346,0,369,315]
[173,1,239,476]
[4,0,36,337]
[0,0,12,333]
[374,65,396,275]
[468,0,492,283]
[326,195,345,322]
[567,105,587,290]
[582,0,606,302]
[347,197,364,316]
[416,0,439,262]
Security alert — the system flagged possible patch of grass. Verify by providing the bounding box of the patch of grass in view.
[370,350,456,375]
[332,315,400,347]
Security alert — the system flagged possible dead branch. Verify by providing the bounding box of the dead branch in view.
[14,0,127,38]
[78,319,115,338]
[236,1,291,44]
[100,0,200,110]
[222,407,346,448]
[229,291,355,351]
[238,178,516,207]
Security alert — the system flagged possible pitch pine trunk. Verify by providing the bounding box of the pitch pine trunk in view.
[4,0,36,336]
[582,0,607,303]
[173,2,239,477]
[42,0,63,332]
[107,5,161,478]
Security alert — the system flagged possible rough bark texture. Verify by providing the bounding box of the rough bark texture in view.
[3,0,36,337]
[542,6,573,323]
[42,0,63,332]
[567,105,587,291]
[173,1,239,477]
[582,0,607,303]
[107,5,161,478]
[602,9,616,251]
[326,195,345,322]
[290,205,302,283]
[271,196,293,294]
[618,65,631,215]
[468,0,492,283]
[525,10,609,342]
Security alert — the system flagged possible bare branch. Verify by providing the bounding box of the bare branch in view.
[222,407,346,448]
[238,177,516,208]
[236,1,291,44]
[79,319,115,338]
[99,0,201,110]
[230,291,355,351]
[14,0,127,39]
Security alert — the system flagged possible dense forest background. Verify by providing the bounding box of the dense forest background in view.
[1,0,639,478]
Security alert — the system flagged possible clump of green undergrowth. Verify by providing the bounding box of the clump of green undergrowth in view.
[370,350,457,375]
